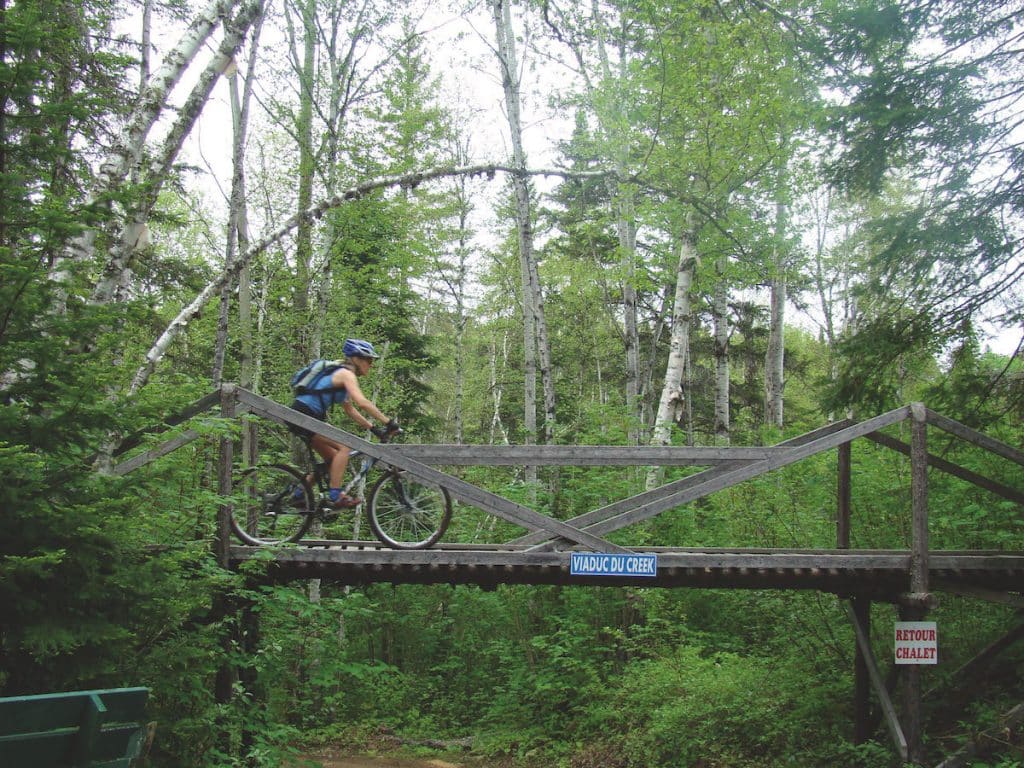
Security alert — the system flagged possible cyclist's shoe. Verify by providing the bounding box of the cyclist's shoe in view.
[328,493,361,509]
[288,485,308,507]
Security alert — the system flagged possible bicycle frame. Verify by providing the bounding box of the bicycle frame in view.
[302,440,380,507]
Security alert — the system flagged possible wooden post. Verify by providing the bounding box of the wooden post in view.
[909,404,929,597]
[853,597,871,744]
[837,441,851,548]
[904,402,930,765]
[838,441,870,742]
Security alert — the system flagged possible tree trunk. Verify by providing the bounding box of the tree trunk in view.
[490,0,556,488]
[58,0,239,277]
[289,0,317,361]
[647,225,698,490]
[713,258,730,445]
[90,0,264,307]
[765,194,787,429]
[489,331,510,446]
[215,10,261,392]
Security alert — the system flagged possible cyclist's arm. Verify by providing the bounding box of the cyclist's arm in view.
[334,368,391,426]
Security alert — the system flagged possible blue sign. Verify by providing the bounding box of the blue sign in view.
[570,552,658,577]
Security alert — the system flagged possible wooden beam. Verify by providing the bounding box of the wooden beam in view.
[864,431,1024,505]
[846,602,908,761]
[852,598,871,743]
[110,429,202,476]
[514,419,856,549]
[925,409,1024,467]
[111,390,222,457]
[523,408,910,549]
[931,581,1024,608]
[390,444,780,466]
[838,441,852,549]
[945,618,1024,689]
[233,388,629,553]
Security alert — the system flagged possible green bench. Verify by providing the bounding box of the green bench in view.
[0,687,152,767]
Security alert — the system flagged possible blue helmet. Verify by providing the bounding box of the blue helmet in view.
[343,338,380,359]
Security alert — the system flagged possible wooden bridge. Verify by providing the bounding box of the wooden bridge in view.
[113,385,1024,766]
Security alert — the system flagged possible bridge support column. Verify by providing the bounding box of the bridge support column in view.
[903,403,931,765]
[852,597,871,744]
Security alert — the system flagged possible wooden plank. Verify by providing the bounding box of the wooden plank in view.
[846,602,908,761]
[110,429,203,476]
[931,580,1024,608]
[524,408,910,548]
[865,431,1024,505]
[513,419,856,548]
[73,693,106,764]
[229,545,920,571]
[233,388,629,553]
[925,409,1024,467]
[111,390,221,457]
[390,444,778,466]
[109,402,253,476]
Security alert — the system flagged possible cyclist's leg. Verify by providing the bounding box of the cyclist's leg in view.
[310,433,359,506]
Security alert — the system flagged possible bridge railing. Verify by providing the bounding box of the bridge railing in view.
[108,387,1024,563]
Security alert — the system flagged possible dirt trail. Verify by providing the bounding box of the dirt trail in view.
[299,752,466,768]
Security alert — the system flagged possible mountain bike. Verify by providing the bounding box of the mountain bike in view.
[230,434,453,549]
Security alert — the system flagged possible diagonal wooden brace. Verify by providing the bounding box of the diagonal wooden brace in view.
[846,601,908,761]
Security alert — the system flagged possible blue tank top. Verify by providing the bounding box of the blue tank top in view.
[294,369,349,417]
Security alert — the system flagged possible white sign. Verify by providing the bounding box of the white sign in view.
[894,621,938,664]
[570,552,657,577]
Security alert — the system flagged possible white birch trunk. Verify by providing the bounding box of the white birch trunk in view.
[647,227,698,490]
[489,331,510,445]
[713,259,730,445]
[90,0,264,307]
[765,195,787,429]
[59,0,237,272]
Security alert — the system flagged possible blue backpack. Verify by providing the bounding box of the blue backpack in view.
[290,359,343,395]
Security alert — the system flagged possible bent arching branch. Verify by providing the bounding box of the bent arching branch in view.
[126,162,705,395]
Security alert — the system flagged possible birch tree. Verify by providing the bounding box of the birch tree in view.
[647,224,698,490]
[489,0,557,463]
[60,0,263,307]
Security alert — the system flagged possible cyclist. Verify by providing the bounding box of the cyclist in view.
[289,338,400,508]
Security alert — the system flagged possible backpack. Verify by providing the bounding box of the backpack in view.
[291,359,344,395]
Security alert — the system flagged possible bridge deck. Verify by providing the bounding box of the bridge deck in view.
[230,544,1024,600]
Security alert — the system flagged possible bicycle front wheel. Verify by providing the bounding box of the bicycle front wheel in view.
[367,470,452,549]
[231,463,314,545]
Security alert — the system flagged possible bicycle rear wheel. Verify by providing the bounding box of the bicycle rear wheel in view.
[367,470,452,549]
[231,463,314,545]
